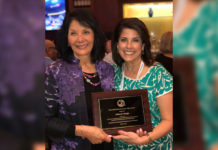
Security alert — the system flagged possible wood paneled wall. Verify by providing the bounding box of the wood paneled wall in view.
[91,0,122,33]
[67,0,122,33]
[46,0,171,40]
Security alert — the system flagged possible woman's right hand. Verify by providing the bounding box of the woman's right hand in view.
[75,125,112,144]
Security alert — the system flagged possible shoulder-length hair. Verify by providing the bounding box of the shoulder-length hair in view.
[56,9,106,63]
[112,18,153,67]
[159,31,173,54]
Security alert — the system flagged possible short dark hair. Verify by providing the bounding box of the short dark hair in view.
[112,18,153,67]
[56,9,106,63]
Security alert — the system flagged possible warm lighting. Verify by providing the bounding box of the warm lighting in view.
[123,2,173,18]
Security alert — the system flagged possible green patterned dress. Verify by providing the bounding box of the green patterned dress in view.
[174,1,218,148]
[113,63,173,150]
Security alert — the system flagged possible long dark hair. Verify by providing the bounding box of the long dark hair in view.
[56,9,106,63]
[112,18,154,67]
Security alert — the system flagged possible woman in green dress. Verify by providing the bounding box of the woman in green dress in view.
[111,18,173,150]
[174,0,218,149]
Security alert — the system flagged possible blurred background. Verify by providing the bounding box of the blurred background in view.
[0,0,44,149]
[173,0,218,150]
[173,0,218,149]
[0,0,217,149]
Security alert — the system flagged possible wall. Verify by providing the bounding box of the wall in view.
[92,0,122,33]
[67,0,122,33]
[46,0,172,40]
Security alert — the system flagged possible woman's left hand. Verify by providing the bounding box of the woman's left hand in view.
[113,130,150,145]
[136,128,147,137]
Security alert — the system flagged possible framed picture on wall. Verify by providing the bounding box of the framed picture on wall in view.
[73,0,91,7]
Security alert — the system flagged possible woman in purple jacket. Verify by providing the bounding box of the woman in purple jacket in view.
[45,9,114,150]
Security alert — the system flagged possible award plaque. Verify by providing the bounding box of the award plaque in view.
[91,89,152,135]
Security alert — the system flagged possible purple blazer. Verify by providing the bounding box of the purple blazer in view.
[45,57,114,150]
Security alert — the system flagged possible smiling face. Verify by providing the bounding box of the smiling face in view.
[68,20,94,59]
[117,28,144,64]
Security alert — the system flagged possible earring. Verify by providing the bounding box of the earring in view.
[141,49,144,55]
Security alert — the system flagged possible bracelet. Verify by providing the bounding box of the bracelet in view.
[145,133,152,144]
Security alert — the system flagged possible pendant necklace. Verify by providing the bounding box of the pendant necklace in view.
[83,72,100,87]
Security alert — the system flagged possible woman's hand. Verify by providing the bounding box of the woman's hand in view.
[136,128,147,137]
[75,125,111,144]
[113,130,150,145]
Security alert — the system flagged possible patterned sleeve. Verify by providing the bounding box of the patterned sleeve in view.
[211,1,218,76]
[45,66,75,142]
[112,64,118,72]
[154,65,173,98]
[112,64,122,91]
[206,2,218,147]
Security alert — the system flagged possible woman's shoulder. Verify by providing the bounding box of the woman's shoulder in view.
[149,62,172,77]
[150,62,165,71]
[45,59,66,74]
[112,64,122,73]
[48,59,64,68]
[97,60,114,70]
[96,61,115,77]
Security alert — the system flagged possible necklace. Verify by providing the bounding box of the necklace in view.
[83,72,100,87]
[120,61,144,90]
[83,72,97,78]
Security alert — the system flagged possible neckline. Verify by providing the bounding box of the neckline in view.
[123,65,154,81]
[174,1,206,35]
[123,61,144,80]
[83,72,97,75]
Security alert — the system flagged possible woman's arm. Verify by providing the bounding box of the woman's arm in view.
[75,125,112,144]
[146,91,173,141]
[45,69,75,141]
[113,91,173,145]
[45,67,112,144]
